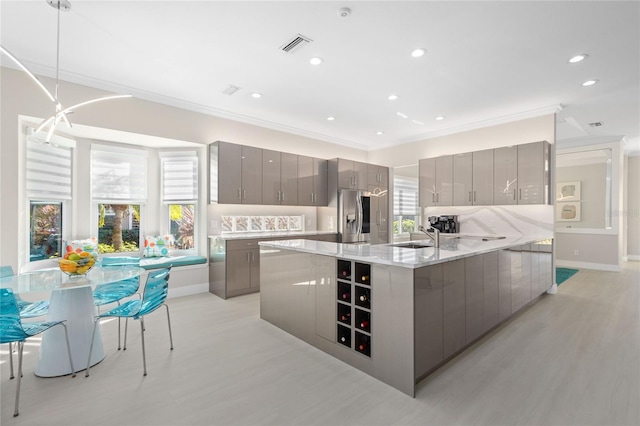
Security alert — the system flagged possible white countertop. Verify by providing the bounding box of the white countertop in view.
[259,235,553,269]
[209,230,337,240]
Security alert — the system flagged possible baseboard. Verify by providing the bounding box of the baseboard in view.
[627,255,640,261]
[556,260,621,272]
[168,282,209,299]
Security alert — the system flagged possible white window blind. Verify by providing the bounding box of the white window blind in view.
[393,176,419,216]
[26,138,72,200]
[91,146,147,202]
[160,152,198,203]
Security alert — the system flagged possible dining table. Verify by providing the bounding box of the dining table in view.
[0,265,144,377]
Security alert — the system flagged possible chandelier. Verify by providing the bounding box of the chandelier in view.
[0,0,131,143]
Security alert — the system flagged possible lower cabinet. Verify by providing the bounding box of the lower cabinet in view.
[443,259,466,358]
[226,248,259,294]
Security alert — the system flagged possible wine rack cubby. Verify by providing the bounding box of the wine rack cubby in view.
[336,260,372,358]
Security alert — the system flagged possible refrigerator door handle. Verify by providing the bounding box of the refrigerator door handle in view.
[356,193,362,241]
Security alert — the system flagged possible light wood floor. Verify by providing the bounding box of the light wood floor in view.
[2,262,638,426]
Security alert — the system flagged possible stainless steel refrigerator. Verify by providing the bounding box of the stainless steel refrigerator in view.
[338,190,371,243]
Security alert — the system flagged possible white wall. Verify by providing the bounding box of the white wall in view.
[627,156,640,259]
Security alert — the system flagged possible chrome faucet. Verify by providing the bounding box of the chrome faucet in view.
[418,225,440,248]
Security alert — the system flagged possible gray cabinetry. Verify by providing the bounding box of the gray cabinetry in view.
[414,264,444,379]
[453,153,473,206]
[472,149,494,205]
[482,251,499,333]
[498,250,512,321]
[338,159,368,190]
[367,164,389,189]
[465,255,484,345]
[517,141,550,205]
[494,145,518,205]
[443,258,465,358]
[213,141,262,204]
[314,255,336,342]
[226,248,259,294]
[419,156,453,207]
[262,150,298,205]
[368,185,389,244]
[298,155,328,206]
[510,245,532,312]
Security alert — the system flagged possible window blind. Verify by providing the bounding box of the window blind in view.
[160,152,198,203]
[91,146,147,202]
[26,138,72,200]
[393,175,419,216]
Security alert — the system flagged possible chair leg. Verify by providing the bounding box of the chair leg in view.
[123,317,129,350]
[9,342,14,380]
[164,304,174,350]
[60,323,76,378]
[117,301,122,350]
[85,318,100,378]
[140,317,147,376]
[13,341,24,417]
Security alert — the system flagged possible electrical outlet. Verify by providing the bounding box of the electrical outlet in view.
[574,250,580,256]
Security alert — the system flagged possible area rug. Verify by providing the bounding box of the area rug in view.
[556,268,579,285]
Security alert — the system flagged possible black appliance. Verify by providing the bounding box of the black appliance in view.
[428,215,459,234]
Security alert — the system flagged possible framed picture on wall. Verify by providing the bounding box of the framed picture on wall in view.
[556,181,581,201]
[556,202,581,222]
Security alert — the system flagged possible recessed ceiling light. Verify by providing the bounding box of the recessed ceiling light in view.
[582,79,599,87]
[327,116,335,121]
[251,92,262,98]
[411,48,426,58]
[411,120,424,125]
[435,116,445,121]
[376,131,384,135]
[397,112,408,119]
[310,57,323,65]
[569,54,589,63]
[388,94,399,101]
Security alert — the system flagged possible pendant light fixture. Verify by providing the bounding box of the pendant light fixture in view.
[0,0,132,143]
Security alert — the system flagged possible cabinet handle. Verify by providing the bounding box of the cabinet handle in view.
[469,191,472,202]
[246,252,250,262]
[432,193,435,203]
[473,191,476,202]
[281,191,285,202]
[513,189,516,200]
[436,193,439,203]
[243,189,246,200]
[237,188,242,199]
[519,188,522,200]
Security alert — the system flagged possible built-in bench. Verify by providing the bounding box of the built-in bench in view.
[139,255,207,270]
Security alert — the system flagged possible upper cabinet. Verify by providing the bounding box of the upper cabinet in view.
[337,159,368,190]
[419,141,551,207]
[262,150,298,205]
[298,155,328,206]
[419,155,453,207]
[367,164,389,189]
[211,141,262,204]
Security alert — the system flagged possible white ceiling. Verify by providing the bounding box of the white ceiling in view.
[1,1,639,153]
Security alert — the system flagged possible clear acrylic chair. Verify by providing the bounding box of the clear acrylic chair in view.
[86,267,173,377]
[93,256,141,350]
[0,288,75,417]
[0,265,50,380]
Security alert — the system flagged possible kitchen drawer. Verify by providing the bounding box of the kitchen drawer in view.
[226,239,263,251]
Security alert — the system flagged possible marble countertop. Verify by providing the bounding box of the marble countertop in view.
[209,230,337,240]
[259,235,553,269]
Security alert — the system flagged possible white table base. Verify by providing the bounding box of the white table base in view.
[35,286,105,377]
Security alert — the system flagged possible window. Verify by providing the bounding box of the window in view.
[161,152,198,251]
[91,146,147,253]
[25,136,72,262]
[393,175,419,236]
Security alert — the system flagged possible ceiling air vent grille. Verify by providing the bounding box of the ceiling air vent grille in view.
[280,34,313,53]
[589,122,603,127]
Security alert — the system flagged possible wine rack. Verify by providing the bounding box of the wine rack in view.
[336,260,372,358]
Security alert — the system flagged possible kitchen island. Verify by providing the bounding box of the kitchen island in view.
[259,236,553,397]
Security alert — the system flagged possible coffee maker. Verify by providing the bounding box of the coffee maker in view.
[428,215,459,234]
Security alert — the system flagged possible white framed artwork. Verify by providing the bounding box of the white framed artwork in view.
[556,202,581,222]
[556,181,581,201]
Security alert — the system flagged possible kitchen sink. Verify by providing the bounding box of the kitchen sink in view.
[391,242,434,249]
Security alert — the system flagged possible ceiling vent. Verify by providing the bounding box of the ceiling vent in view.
[280,34,313,53]
[222,85,241,95]
[589,121,604,127]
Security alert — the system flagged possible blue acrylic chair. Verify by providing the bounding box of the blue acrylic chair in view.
[93,256,141,350]
[0,265,50,380]
[0,288,75,417]
[85,267,173,377]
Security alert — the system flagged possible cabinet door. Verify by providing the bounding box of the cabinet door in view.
[473,149,494,205]
[483,251,499,332]
[419,158,436,207]
[280,153,298,205]
[443,259,465,358]
[297,155,314,206]
[511,245,532,312]
[377,187,389,237]
[414,264,444,378]
[517,141,547,205]
[368,191,380,245]
[378,166,389,188]
[226,249,251,293]
[498,250,512,321]
[453,153,473,206]
[217,142,243,204]
[262,149,281,205]
[314,255,336,341]
[338,159,354,189]
[313,158,328,206]
[494,146,518,205]
[250,248,260,289]
[241,145,263,204]
[353,161,369,190]
[435,155,453,206]
[465,255,484,344]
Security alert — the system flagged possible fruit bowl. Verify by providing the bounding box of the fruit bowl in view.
[59,251,97,276]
